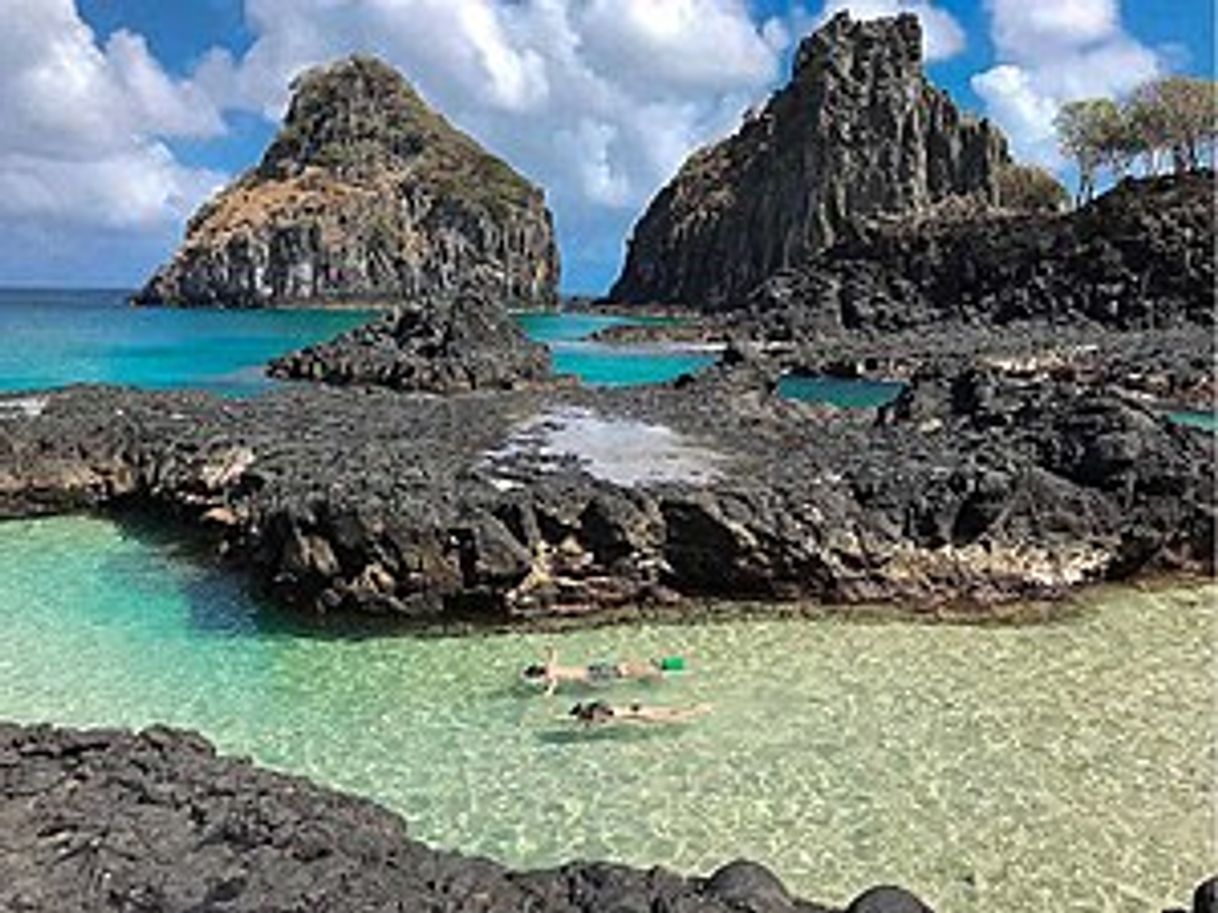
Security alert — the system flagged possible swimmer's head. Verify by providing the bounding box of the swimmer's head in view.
[522,664,547,680]
[570,701,612,723]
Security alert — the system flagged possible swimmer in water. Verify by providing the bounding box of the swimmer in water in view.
[569,700,712,726]
[522,646,678,696]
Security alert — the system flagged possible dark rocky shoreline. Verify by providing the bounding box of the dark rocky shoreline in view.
[0,357,1211,623]
[0,722,926,913]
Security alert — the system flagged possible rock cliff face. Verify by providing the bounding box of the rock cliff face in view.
[609,12,1009,310]
[136,56,559,308]
[746,171,1216,336]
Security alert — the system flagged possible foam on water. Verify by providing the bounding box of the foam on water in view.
[0,515,1211,911]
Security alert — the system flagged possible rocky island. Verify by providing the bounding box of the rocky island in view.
[609,12,1009,310]
[135,56,559,309]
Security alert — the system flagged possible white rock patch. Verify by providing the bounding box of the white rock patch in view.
[484,406,726,488]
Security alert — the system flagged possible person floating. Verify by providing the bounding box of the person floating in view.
[522,646,686,696]
[569,700,712,726]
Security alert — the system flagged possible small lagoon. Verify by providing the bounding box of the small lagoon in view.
[0,515,1210,912]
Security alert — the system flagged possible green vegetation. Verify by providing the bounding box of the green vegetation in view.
[1055,75,1217,204]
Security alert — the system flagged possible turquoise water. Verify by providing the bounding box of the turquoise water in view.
[0,289,374,396]
[0,514,1211,912]
[1169,410,1217,431]
[0,292,713,393]
[515,311,715,386]
[778,375,905,409]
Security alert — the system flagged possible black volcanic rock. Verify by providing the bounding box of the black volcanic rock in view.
[609,12,1009,309]
[0,366,1211,620]
[136,55,559,309]
[747,171,1216,335]
[0,721,920,913]
[267,293,553,392]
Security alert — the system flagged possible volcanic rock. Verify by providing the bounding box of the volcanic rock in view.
[135,56,559,309]
[747,170,1216,336]
[609,12,1009,309]
[267,292,553,392]
[0,721,916,913]
[0,366,1210,620]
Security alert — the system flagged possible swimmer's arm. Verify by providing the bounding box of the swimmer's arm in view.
[544,675,558,697]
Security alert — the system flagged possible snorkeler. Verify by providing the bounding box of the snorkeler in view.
[522,647,686,695]
[569,700,712,726]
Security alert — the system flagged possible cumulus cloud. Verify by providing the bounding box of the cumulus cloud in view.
[189,0,790,288]
[970,0,1161,165]
[0,0,225,249]
[813,0,967,61]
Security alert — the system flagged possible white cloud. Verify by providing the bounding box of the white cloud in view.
[812,0,967,62]
[0,0,226,251]
[970,0,1161,166]
[189,0,790,289]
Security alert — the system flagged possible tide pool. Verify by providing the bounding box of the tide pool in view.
[0,514,1210,912]
[778,374,905,409]
[515,311,715,386]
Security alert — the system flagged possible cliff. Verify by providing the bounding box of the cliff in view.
[608,12,1009,309]
[136,56,559,309]
[746,170,1216,335]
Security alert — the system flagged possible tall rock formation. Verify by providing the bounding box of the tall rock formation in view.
[609,12,1010,310]
[136,56,559,308]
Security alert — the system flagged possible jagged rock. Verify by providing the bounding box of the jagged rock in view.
[747,171,1216,336]
[609,12,1008,309]
[0,722,917,913]
[135,56,559,309]
[267,293,553,392]
[0,368,1211,620]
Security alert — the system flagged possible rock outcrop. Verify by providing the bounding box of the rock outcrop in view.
[747,171,1216,336]
[609,12,1009,309]
[267,293,553,392]
[135,56,559,309]
[0,721,930,913]
[0,367,1210,619]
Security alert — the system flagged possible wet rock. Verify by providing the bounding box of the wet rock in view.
[845,886,935,913]
[0,365,1210,621]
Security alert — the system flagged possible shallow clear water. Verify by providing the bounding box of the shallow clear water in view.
[778,375,906,409]
[0,289,374,396]
[515,312,716,386]
[1169,410,1217,431]
[0,514,1210,912]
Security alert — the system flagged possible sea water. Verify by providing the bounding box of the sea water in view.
[0,292,716,393]
[0,289,374,396]
[0,514,1211,912]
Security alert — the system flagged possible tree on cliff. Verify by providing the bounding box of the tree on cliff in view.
[1055,76,1216,203]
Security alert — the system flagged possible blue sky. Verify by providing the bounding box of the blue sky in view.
[0,0,1212,293]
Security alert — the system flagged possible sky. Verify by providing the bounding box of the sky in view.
[0,0,1212,293]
